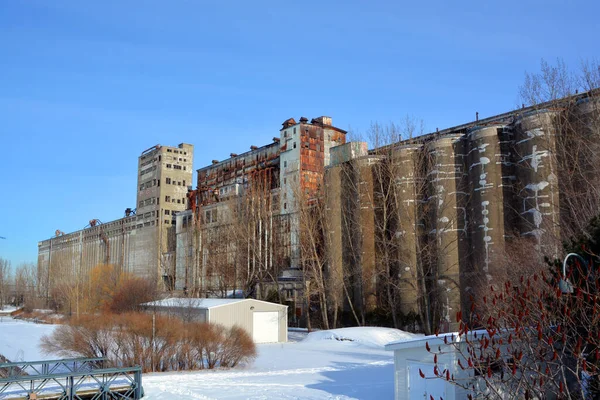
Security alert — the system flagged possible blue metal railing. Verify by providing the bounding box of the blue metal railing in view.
[0,358,142,399]
[0,357,105,378]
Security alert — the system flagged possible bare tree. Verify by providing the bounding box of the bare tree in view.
[14,263,38,310]
[0,258,10,309]
[295,183,334,330]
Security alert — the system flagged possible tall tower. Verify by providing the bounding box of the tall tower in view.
[279,116,346,268]
[136,143,193,288]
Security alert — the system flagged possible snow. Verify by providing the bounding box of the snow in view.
[0,317,56,362]
[0,319,415,399]
[0,305,18,313]
[144,327,417,399]
[143,298,248,309]
[303,327,420,349]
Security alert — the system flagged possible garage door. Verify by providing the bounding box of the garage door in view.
[252,311,279,343]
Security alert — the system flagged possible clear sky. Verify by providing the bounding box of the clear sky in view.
[0,0,598,269]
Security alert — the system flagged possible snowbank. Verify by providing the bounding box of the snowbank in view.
[303,327,421,348]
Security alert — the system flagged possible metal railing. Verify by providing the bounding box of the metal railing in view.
[0,357,105,378]
[0,358,142,399]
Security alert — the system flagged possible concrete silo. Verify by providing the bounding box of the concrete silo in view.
[425,134,465,332]
[465,125,508,304]
[390,143,424,318]
[513,110,561,259]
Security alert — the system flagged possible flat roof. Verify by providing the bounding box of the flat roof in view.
[384,329,488,351]
[142,298,287,310]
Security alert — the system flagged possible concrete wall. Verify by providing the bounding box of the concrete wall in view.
[37,216,159,297]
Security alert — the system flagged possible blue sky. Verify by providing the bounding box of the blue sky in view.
[0,0,598,268]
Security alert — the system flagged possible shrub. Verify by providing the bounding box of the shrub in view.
[108,277,157,314]
[40,313,257,373]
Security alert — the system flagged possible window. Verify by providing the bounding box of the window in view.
[183,180,186,186]
[182,197,185,203]
[166,177,171,184]
[284,161,287,168]
[166,164,172,168]
[183,166,186,171]
[178,181,181,186]
[317,144,321,152]
[177,199,181,204]
[293,127,296,134]
[139,184,144,191]
[158,155,161,161]
[284,203,287,210]
[157,197,160,204]
[165,195,171,202]
[293,142,297,149]
[164,219,170,224]
[284,178,287,184]
[167,149,172,153]
[165,210,170,215]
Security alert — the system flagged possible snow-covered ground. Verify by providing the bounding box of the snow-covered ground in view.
[0,318,420,399]
[0,316,56,362]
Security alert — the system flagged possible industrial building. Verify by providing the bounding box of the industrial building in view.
[37,143,193,299]
[37,90,600,332]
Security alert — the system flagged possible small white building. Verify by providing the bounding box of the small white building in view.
[143,298,288,343]
[385,333,473,400]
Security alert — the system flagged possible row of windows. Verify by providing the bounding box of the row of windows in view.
[204,209,218,224]
[140,179,159,191]
[165,195,186,204]
[165,178,186,186]
[141,177,187,191]
[139,197,157,208]
[166,149,187,155]
[166,164,186,170]
[141,165,157,176]
[167,156,187,162]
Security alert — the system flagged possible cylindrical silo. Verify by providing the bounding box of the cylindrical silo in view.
[514,110,561,259]
[466,125,508,304]
[426,134,464,332]
[391,143,423,318]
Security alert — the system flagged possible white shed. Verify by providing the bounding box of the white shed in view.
[385,333,473,400]
[143,298,288,343]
